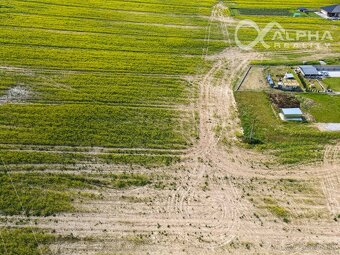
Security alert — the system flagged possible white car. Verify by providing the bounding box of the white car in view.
[321,71,329,77]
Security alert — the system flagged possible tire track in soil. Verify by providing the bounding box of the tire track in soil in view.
[320,143,340,216]
[165,4,253,249]
[167,11,263,250]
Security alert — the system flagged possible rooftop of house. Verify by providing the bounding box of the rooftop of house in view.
[299,65,319,75]
[321,4,340,13]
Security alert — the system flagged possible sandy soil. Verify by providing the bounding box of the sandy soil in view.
[1,3,339,255]
[315,123,340,132]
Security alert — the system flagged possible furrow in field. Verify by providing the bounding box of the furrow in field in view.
[9,0,212,16]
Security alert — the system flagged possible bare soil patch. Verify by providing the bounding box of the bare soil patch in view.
[0,86,31,103]
[269,93,300,108]
[239,66,268,91]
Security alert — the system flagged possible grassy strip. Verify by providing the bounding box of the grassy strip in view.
[262,197,290,222]
[0,0,223,167]
[236,8,291,16]
[0,172,150,216]
[0,104,188,149]
[0,70,191,105]
[112,173,150,189]
[0,150,87,164]
[4,0,214,16]
[0,150,180,167]
[229,0,337,10]
[99,154,180,167]
[0,227,53,255]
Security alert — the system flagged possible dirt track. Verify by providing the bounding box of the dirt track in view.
[1,3,339,254]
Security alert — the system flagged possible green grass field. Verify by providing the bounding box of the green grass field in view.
[0,0,225,231]
[299,94,340,122]
[0,0,226,167]
[322,78,340,92]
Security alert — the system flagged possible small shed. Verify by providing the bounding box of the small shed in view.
[279,108,303,121]
[284,73,295,79]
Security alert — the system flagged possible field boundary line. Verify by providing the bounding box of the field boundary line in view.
[235,65,252,91]
[0,41,202,56]
[0,65,185,78]
[0,24,205,38]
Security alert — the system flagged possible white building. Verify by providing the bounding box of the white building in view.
[279,108,303,121]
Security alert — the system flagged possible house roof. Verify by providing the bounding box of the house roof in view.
[281,108,303,115]
[299,65,319,76]
[321,5,340,13]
